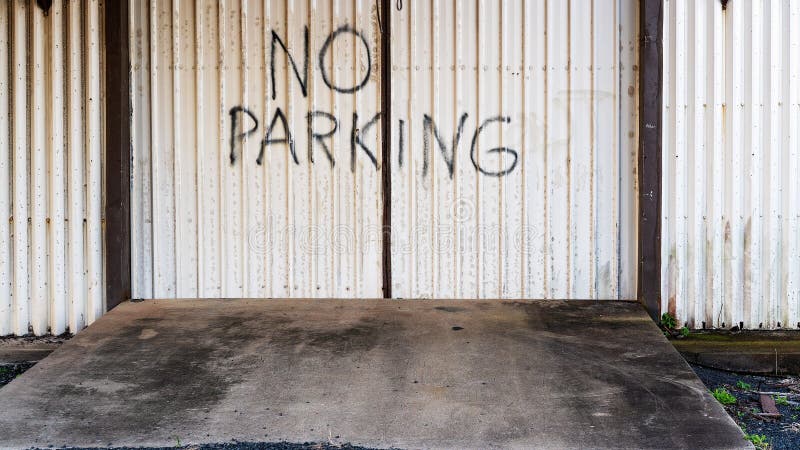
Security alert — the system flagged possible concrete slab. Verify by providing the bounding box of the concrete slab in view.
[0,299,749,449]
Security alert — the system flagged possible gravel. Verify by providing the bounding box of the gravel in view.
[0,362,34,388]
[691,363,800,450]
[53,443,383,450]
[0,334,71,346]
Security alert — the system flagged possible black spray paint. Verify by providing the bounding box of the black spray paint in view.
[319,24,372,94]
[230,108,520,178]
[228,23,520,178]
[350,112,381,172]
[270,25,309,100]
[470,116,518,177]
[397,119,405,168]
[307,110,338,167]
[229,106,259,165]
[257,107,298,166]
[422,113,468,179]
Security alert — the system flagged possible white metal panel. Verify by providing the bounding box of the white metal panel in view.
[0,0,10,335]
[390,0,640,299]
[663,0,800,329]
[131,0,384,299]
[0,0,106,336]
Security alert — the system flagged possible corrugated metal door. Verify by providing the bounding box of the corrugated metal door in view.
[390,0,639,299]
[131,0,384,298]
[0,0,105,336]
[131,0,639,300]
[662,0,800,329]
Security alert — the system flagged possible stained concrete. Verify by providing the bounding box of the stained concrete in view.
[0,299,749,449]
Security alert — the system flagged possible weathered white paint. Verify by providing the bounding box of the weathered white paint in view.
[0,0,105,336]
[389,0,639,299]
[131,0,639,300]
[663,0,800,329]
[131,0,384,298]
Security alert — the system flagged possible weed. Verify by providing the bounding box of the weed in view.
[774,395,789,406]
[660,313,677,329]
[712,388,737,405]
[736,380,752,390]
[679,326,690,337]
[744,433,770,449]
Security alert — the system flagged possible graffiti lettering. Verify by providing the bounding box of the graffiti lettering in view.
[229,106,258,165]
[307,111,338,167]
[319,24,372,94]
[470,116,518,177]
[258,107,297,166]
[229,106,520,178]
[351,112,381,171]
[423,113,468,179]
[270,26,309,100]
[397,119,405,168]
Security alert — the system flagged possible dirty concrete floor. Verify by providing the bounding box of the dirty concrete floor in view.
[0,299,749,449]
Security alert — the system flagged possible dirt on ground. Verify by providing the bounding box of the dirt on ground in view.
[692,363,800,450]
[0,333,71,345]
[2,359,379,449]
[63,444,382,450]
[0,362,35,388]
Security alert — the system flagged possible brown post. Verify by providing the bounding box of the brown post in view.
[380,0,392,299]
[638,0,663,321]
[104,0,131,310]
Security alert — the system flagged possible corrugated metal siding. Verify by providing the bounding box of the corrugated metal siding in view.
[132,0,639,300]
[389,0,639,299]
[131,0,384,298]
[0,0,106,336]
[663,0,800,329]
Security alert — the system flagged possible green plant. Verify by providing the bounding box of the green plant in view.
[712,388,737,405]
[736,380,752,390]
[774,395,789,406]
[744,433,770,449]
[660,312,677,329]
[679,326,690,337]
